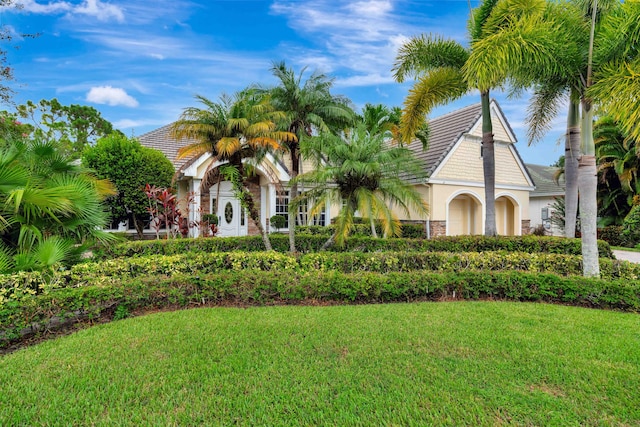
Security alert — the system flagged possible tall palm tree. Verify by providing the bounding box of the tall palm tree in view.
[171,90,296,251]
[393,0,500,236]
[263,61,355,252]
[0,138,117,273]
[292,124,429,249]
[465,0,637,277]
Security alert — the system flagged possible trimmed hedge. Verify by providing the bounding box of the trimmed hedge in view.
[93,234,614,260]
[3,251,637,307]
[296,223,425,238]
[2,270,639,347]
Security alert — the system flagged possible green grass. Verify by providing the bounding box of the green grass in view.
[612,245,640,252]
[1,302,639,426]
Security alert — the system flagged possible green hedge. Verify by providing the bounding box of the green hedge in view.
[93,234,614,259]
[296,223,425,238]
[2,270,639,347]
[3,251,636,308]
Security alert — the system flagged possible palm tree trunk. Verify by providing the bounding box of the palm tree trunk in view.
[564,97,580,238]
[288,179,298,253]
[579,100,599,277]
[288,146,300,253]
[321,233,336,251]
[370,218,378,238]
[481,91,497,236]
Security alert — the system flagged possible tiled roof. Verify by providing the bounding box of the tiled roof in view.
[137,124,194,171]
[406,102,483,177]
[525,163,565,197]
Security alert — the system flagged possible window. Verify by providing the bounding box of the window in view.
[275,190,326,228]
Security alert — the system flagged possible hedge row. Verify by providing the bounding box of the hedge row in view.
[2,270,639,347]
[93,234,614,259]
[3,251,637,306]
[295,223,425,238]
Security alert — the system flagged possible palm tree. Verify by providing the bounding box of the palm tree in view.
[464,0,637,277]
[588,1,640,142]
[393,0,500,237]
[292,124,429,249]
[0,138,117,273]
[263,61,355,252]
[595,117,640,225]
[170,90,296,251]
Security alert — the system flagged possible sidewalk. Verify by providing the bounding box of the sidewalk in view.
[612,250,640,264]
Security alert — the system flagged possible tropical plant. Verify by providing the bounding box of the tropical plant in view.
[392,0,501,237]
[263,61,355,252]
[292,124,429,249]
[82,133,175,237]
[0,137,117,273]
[170,90,296,251]
[595,117,640,225]
[464,0,639,277]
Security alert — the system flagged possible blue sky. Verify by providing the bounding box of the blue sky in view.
[2,0,565,165]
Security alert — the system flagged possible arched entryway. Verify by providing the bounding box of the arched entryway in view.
[447,192,482,236]
[495,194,519,236]
[209,181,249,237]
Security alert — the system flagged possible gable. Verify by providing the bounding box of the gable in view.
[468,102,516,143]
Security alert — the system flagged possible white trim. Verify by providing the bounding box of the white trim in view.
[491,101,517,142]
[508,144,536,188]
[426,179,534,192]
[266,153,291,181]
[181,153,212,178]
[430,134,465,178]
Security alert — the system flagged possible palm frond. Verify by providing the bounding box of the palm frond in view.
[392,35,469,82]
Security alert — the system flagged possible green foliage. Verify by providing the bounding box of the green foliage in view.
[93,234,614,260]
[270,214,286,231]
[295,124,429,247]
[0,137,119,273]
[82,133,174,235]
[2,269,640,349]
[622,204,640,246]
[14,99,115,157]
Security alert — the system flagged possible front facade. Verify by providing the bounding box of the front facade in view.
[137,101,536,238]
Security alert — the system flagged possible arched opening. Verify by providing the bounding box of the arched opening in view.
[447,193,482,236]
[495,195,518,236]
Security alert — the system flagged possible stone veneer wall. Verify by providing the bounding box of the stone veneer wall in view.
[521,220,531,235]
[429,220,447,238]
[247,182,262,236]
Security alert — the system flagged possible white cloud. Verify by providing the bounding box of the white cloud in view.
[14,0,124,22]
[75,0,124,22]
[14,0,72,14]
[86,86,139,107]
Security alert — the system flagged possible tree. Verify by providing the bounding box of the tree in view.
[82,133,175,237]
[595,117,640,225]
[263,61,355,252]
[170,90,296,251]
[392,0,501,237]
[15,99,115,157]
[0,137,117,273]
[0,0,38,104]
[293,124,429,249]
[464,0,638,277]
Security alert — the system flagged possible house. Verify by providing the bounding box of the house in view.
[137,100,536,238]
[526,163,565,236]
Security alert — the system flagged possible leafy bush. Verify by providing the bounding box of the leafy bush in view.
[598,226,629,247]
[93,234,614,260]
[622,204,640,246]
[3,270,639,348]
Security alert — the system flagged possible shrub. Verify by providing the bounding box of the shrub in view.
[270,215,286,231]
[92,234,614,260]
[2,270,639,348]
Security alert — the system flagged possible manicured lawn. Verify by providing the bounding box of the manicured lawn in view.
[1,302,639,426]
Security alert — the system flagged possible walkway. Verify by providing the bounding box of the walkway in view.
[612,250,640,264]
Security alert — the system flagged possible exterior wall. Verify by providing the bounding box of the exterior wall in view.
[495,145,529,186]
[391,185,430,222]
[521,220,531,235]
[429,220,446,238]
[435,140,484,182]
[469,107,511,142]
[529,196,563,236]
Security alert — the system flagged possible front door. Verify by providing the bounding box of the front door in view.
[216,196,240,237]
